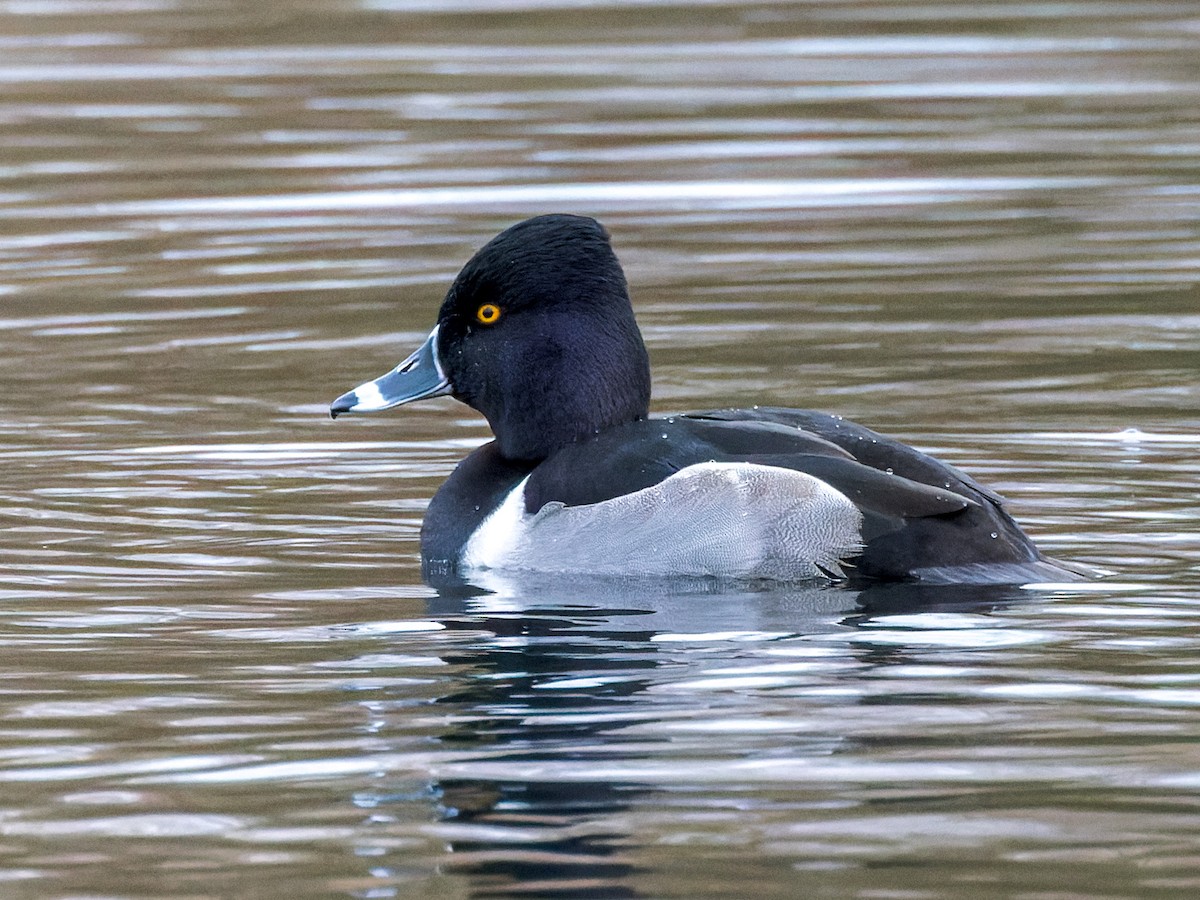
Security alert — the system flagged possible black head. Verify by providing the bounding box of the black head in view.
[331,215,651,461]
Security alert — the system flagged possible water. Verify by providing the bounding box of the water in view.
[1,1,1198,897]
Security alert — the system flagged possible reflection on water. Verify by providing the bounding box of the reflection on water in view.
[1,0,1198,897]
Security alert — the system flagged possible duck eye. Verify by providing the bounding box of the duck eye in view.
[475,303,502,325]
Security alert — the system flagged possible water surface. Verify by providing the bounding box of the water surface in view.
[1,1,1198,897]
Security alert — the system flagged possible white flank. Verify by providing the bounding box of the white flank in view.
[460,462,862,581]
[461,476,532,569]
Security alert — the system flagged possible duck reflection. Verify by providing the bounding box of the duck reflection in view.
[423,576,844,898]
[387,576,1028,898]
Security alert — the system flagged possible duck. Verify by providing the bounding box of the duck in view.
[331,214,1082,585]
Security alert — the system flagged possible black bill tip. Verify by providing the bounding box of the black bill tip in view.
[329,391,358,419]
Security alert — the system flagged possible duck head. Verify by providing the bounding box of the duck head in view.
[330,215,652,461]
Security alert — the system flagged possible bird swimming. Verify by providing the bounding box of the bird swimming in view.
[331,214,1081,585]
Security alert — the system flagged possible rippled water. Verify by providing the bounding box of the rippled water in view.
[1,1,1199,897]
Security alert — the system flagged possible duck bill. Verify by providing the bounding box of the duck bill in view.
[329,325,451,418]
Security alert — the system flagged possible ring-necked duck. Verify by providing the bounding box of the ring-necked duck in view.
[332,214,1082,584]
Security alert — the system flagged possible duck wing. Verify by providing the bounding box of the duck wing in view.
[525,409,1055,581]
[685,407,1006,505]
[686,408,1062,579]
[525,414,973,522]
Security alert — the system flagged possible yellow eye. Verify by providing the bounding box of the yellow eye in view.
[476,303,501,325]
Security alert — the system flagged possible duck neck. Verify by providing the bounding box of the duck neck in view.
[486,323,651,462]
